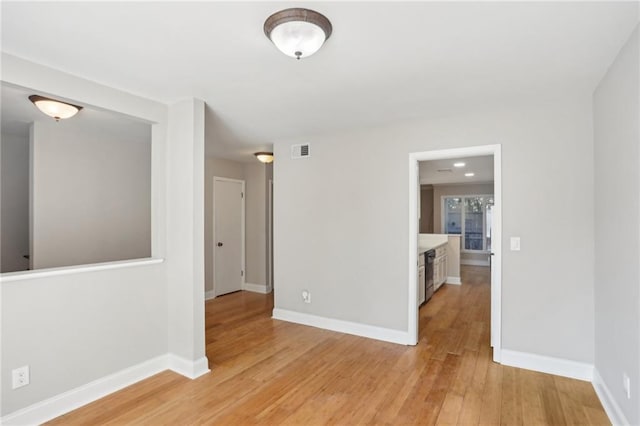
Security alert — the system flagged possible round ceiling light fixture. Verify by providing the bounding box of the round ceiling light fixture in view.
[264,8,332,60]
[29,95,82,121]
[254,152,274,164]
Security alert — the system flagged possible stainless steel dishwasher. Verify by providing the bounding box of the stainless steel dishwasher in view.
[425,250,435,302]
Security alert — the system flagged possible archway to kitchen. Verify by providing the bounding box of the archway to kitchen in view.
[408,144,502,363]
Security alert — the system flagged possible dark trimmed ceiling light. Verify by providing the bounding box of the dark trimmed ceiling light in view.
[264,8,332,60]
[255,152,274,163]
[29,95,82,121]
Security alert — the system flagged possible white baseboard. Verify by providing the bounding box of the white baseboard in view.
[592,368,629,426]
[1,354,210,425]
[205,290,216,300]
[272,308,411,345]
[0,355,168,426]
[501,349,593,381]
[446,276,461,285]
[460,259,490,266]
[243,282,268,294]
[168,354,210,379]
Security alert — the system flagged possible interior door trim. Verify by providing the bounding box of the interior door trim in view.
[408,144,502,363]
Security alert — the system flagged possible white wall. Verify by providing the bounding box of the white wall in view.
[166,98,207,366]
[1,265,168,416]
[30,120,151,269]
[0,54,169,416]
[274,98,594,363]
[1,54,205,418]
[1,132,29,272]
[244,162,267,287]
[593,25,640,425]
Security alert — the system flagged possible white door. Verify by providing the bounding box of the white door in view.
[213,178,244,296]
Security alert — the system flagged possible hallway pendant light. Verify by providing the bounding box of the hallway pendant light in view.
[264,8,332,60]
[255,152,274,163]
[29,95,82,121]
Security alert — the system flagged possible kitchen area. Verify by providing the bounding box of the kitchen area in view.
[417,155,494,308]
[417,233,461,306]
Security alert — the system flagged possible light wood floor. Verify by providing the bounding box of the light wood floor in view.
[49,266,609,425]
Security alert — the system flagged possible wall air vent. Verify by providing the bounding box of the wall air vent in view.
[437,168,453,173]
[291,143,311,159]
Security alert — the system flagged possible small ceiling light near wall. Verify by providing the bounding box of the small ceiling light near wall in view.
[465,172,475,177]
[264,8,332,60]
[453,162,466,168]
[255,152,274,164]
[29,95,82,121]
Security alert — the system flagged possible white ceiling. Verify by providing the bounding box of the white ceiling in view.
[1,83,151,141]
[419,155,493,185]
[2,2,637,161]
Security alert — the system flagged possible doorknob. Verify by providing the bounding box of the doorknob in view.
[217,242,223,247]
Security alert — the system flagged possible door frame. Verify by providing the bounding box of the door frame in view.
[267,179,273,292]
[212,176,246,297]
[408,144,502,363]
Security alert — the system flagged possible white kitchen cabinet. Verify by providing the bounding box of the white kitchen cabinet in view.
[434,245,448,291]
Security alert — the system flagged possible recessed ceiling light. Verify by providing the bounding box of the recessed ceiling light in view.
[465,172,475,177]
[454,162,466,168]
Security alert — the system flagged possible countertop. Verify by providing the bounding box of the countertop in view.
[418,233,448,254]
[418,241,446,254]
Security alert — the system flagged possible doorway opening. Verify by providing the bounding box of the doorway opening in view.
[408,145,502,363]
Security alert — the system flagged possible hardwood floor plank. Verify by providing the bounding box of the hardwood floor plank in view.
[450,349,478,397]
[478,355,503,426]
[420,353,461,426]
[435,393,464,425]
[500,366,523,425]
[521,369,549,426]
[583,405,612,426]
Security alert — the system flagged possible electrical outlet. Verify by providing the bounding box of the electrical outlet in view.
[302,290,311,304]
[12,366,29,389]
[623,373,631,399]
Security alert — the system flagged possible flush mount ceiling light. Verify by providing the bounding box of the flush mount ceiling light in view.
[453,162,466,168]
[465,172,475,177]
[29,95,82,121]
[264,8,332,60]
[255,152,274,163]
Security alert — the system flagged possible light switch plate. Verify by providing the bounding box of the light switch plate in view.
[510,237,521,251]
[623,373,631,399]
